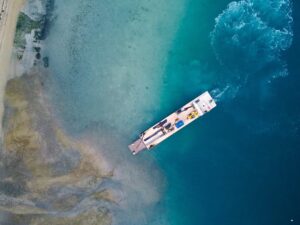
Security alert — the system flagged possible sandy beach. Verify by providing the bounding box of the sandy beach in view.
[0,0,25,136]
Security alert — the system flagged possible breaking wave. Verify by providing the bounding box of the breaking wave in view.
[210,0,293,75]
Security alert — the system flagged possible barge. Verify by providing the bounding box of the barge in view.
[129,91,216,155]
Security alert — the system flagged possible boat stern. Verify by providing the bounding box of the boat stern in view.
[128,138,147,155]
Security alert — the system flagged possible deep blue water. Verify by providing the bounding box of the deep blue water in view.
[44,0,300,224]
[156,1,300,225]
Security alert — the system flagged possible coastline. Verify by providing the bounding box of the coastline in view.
[1,0,298,225]
[0,0,25,137]
[0,1,116,224]
[1,1,168,224]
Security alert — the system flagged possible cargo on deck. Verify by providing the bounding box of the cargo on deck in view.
[129,91,217,155]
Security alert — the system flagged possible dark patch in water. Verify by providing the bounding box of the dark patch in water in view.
[43,56,49,67]
[39,0,55,40]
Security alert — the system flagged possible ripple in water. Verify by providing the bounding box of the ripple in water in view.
[210,0,293,76]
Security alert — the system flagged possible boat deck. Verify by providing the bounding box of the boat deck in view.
[129,91,216,155]
[128,138,147,154]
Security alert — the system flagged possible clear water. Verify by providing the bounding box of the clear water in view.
[44,0,300,224]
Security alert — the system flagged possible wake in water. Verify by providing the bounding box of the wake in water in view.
[208,0,293,102]
[211,0,293,79]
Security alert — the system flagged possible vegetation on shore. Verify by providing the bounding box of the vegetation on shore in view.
[14,12,41,49]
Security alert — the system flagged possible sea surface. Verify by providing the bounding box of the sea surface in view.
[44,0,300,224]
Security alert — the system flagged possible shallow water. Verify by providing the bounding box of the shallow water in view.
[44,0,186,224]
[44,0,300,224]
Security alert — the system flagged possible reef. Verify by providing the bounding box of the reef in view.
[0,0,167,224]
[0,72,114,225]
[1,2,117,224]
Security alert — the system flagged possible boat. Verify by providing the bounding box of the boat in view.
[128,91,217,155]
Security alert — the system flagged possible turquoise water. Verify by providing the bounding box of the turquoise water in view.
[44,0,299,224]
